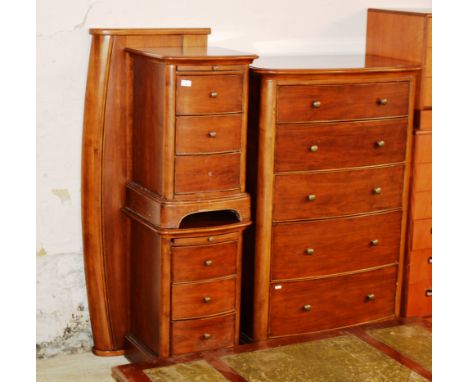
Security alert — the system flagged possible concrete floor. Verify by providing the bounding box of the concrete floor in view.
[36,352,128,382]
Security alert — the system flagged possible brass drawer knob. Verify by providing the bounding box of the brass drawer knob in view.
[373,187,382,195]
[425,289,432,297]
[370,239,379,246]
[204,259,213,267]
[202,333,211,340]
[307,194,316,201]
[203,296,212,303]
[207,236,214,242]
[312,100,321,108]
[376,140,385,148]
[366,294,376,301]
[209,91,218,98]
[303,304,312,312]
[309,145,319,152]
[428,257,432,264]
[208,131,217,138]
[378,98,388,105]
[305,248,315,256]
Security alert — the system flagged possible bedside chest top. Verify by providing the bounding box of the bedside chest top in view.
[368,8,432,16]
[126,46,258,63]
[250,54,421,75]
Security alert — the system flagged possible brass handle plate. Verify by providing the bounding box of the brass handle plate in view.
[428,257,432,264]
[204,259,213,267]
[425,289,432,297]
[209,91,218,98]
[203,296,211,303]
[370,239,379,246]
[208,131,217,138]
[378,98,388,105]
[366,294,376,301]
[303,304,312,312]
[312,100,321,108]
[305,248,315,256]
[309,145,319,152]
[373,187,382,195]
[307,194,316,201]
[376,140,385,148]
[202,333,211,340]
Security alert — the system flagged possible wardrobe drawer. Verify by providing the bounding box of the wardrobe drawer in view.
[175,152,240,194]
[172,232,239,247]
[269,267,397,337]
[414,132,432,163]
[172,241,238,282]
[422,77,432,108]
[271,212,401,280]
[407,249,432,284]
[425,48,432,77]
[176,74,243,115]
[410,219,432,251]
[411,191,432,220]
[417,110,432,131]
[405,282,432,317]
[176,114,242,155]
[177,65,244,72]
[413,163,432,192]
[171,278,236,320]
[273,166,404,221]
[275,119,407,172]
[171,314,235,355]
[277,82,409,123]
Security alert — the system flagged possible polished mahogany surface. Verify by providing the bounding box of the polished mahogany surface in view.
[250,54,420,73]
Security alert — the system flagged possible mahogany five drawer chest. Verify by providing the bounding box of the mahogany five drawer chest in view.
[242,55,420,341]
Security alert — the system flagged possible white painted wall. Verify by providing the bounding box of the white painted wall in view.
[36,0,432,355]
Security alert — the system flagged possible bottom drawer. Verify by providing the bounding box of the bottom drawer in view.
[269,267,397,337]
[171,314,235,355]
[404,282,432,317]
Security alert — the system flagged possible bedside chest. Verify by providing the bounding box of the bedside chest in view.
[243,55,420,340]
[123,47,257,358]
[366,8,432,317]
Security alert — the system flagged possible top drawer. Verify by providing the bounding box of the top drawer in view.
[277,82,409,123]
[176,74,243,115]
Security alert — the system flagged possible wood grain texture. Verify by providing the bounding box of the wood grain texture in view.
[174,153,241,194]
[175,114,242,154]
[269,267,397,337]
[176,74,243,114]
[82,29,210,354]
[411,190,432,220]
[413,163,432,192]
[275,119,407,172]
[271,211,401,280]
[273,165,405,221]
[171,314,236,355]
[277,82,409,123]
[410,219,432,250]
[416,110,432,131]
[172,241,238,282]
[171,277,236,320]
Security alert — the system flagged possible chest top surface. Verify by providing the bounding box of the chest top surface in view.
[250,54,420,75]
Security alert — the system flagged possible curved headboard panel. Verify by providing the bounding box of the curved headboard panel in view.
[81,28,210,355]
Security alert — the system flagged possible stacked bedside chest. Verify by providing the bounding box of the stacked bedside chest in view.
[123,47,257,358]
[243,55,420,340]
[366,8,432,316]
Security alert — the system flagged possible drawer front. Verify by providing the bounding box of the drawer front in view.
[172,241,238,282]
[414,132,432,163]
[411,191,432,220]
[176,74,243,115]
[171,314,235,355]
[427,17,432,47]
[172,278,236,320]
[422,77,432,108]
[417,110,432,131]
[177,65,244,72]
[407,249,432,284]
[271,212,401,280]
[172,232,238,247]
[410,218,432,251]
[405,282,432,317]
[277,82,409,123]
[273,166,404,221]
[175,153,240,194]
[413,163,432,192]
[275,119,407,172]
[269,267,397,337]
[425,48,432,77]
[176,114,242,155]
